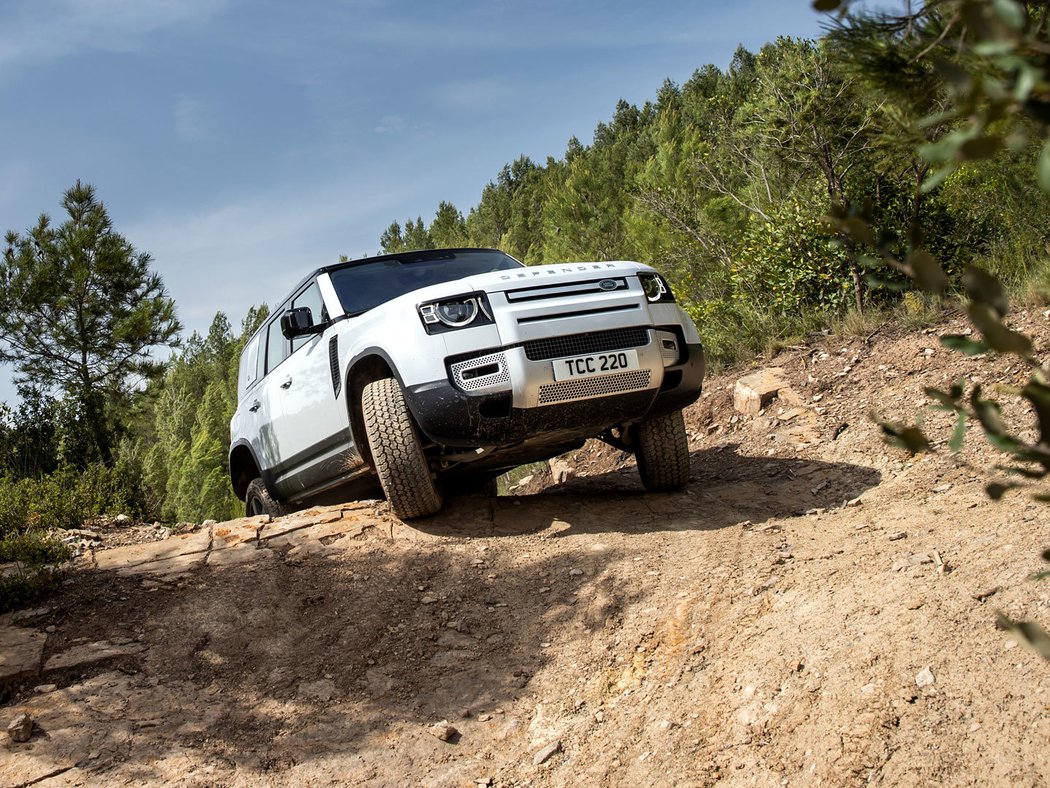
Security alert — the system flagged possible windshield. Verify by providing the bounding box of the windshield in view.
[329,249,523,316]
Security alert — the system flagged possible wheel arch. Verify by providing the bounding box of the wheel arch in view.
[229,440,261,501]
[344,350,403,469]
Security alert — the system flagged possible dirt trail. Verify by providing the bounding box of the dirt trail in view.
[2,312,1049,787]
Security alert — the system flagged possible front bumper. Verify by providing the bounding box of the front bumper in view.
[403,337,705,449]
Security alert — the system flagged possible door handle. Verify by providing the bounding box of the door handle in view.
[281,376,293,389]
[248,400,261,413]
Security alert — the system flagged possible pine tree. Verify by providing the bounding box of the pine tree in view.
[428,202,468,248]
[0,181,181,464]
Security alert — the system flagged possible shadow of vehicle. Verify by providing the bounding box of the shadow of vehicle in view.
[413,443,881,539]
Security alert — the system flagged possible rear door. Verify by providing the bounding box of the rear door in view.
[231,330,271,469]
[254,314,293,481]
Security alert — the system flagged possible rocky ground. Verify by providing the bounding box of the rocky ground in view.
[1,310,1048,787]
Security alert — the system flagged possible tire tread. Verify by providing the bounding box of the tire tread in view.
[245,477,289,518]
[635,408,690,491]
[362,377,443,519]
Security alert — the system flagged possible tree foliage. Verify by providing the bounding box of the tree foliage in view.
[0,181,181,464]
[375,31,1049,366]
[131,307,269,523]
[817,0,1050,662]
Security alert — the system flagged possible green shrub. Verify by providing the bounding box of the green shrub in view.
[731,196,854,315]
[0,460,150,612]
[684,296,829,370]
[0,529,71,613]
[0,567,66,613]
[0,463,147,540]
[0,463,142,613]
[0,530,70,566]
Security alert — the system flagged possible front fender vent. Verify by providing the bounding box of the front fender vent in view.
[329,336,341,398]
[450,351,511,394]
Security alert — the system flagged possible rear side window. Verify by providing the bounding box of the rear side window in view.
[238,335,260,394]
[266,319,288,374]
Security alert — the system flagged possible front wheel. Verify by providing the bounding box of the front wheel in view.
[245,477,289,518]
[634,408,690,492]
[362,377,444,519]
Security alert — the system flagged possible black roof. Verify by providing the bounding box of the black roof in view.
[255,248,517,340]
[320,247,508,274]
[283,247,510,302]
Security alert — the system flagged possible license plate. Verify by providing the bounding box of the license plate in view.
[553,349,640,381]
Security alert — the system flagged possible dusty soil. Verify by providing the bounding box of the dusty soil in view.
[2,310,1049,787]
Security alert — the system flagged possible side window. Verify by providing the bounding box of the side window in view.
[239,335,260,393]
[291,281,329,353]
[266,319,289,374]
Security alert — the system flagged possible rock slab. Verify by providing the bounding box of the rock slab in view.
[43,640,146,674]
[93,528,211,572]
[0,626,46,686]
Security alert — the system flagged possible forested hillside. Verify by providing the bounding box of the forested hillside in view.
[2,0,1050,609]
[378,36,1050,365]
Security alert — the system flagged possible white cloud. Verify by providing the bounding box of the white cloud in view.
[173,96,210,142]
[0,0,233,68]
[123,176,427,334]
[329,10,741,53]
[373,115,408,135]
[432,76,511,110]
[372,114,432,138]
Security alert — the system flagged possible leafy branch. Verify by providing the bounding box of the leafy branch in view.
[817,0,1050,661]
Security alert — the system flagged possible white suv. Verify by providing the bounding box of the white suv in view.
[229,248,704,519]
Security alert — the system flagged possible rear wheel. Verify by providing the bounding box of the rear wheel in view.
[362,377,444,519]
[634,408,690,492]
[245,477,288,518]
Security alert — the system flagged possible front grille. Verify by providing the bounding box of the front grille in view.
[523,327,650,362]
[517,303,640,325]
[538,369,652,405]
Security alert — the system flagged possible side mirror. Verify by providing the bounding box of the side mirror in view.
[280,307,319,339]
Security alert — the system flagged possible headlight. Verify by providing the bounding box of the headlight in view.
[435,299,477,326]
[418,292,494,334]
[638,272,676,303]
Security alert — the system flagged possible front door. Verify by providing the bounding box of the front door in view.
[268,281,352,499]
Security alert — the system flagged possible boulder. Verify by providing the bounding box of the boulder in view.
[549,459,576,484]
[734,368,788,416]
[6,712,32,743]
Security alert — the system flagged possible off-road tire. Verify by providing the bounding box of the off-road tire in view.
[634,408,690,492]
[362,377,444,519]
[245,477,289,518]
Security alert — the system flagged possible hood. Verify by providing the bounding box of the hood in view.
[364,260,654,316]
[463,260,653,295]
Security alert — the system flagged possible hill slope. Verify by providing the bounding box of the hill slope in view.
[3,311,1048,786]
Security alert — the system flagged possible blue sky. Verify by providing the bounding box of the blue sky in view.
[0,0,824,404]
